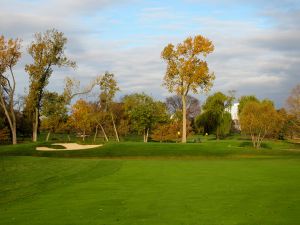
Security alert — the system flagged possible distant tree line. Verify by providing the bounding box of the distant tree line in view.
[0,30,299,148]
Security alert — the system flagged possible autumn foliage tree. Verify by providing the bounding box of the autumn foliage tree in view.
[240,100,279,148]
[25,29,75,142]
[151,122,181,142]
[161,35,215,143]
[69,99,93,141]
[0,35,22,144]
[238,95,259,115]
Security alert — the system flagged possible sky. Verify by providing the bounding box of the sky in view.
[1,0,300,107]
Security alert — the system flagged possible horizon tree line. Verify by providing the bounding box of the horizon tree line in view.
[0,29,299,147]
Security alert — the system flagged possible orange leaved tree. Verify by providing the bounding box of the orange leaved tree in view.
[69,99,93,141]
[161,35,215,143]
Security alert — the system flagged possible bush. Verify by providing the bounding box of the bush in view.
[0,127,11,144]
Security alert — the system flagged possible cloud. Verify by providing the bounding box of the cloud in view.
[1,0,299,108]
[138,7,174,22]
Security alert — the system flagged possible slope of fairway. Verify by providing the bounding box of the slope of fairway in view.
[1,156,300,225]
[1,140,300,158]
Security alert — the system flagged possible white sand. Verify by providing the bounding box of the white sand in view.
[36,143,102,151]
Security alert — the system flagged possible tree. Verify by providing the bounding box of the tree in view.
[283,113,299,139]
[123,93,168,142]
[239,100,279,148]
[40,91,68,141]
[0,35,22,144]
[196,92,233,139]
[96,72,120,142]
[151,122,180,142]
[285,84,300,138]
[196,110,218,135]
[161,35,215,143]
[0,106,6,130]
[227,90,236,111]
[218,112,232,137]
[15,95,32,140]
[69,99,93,141]
[90,102,109,142]
[238,95,259,115]
[275,108,292,140]
[25,29,75,142]
[63,76,96,104]
[166,95,200,120]
[286,84,300,119]
[59,77,99,142]
[110,102,129,138]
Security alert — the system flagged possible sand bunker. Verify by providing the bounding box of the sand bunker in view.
[36,143,102,151]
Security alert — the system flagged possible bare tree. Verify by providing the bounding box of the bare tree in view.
[96,72,120,142]
[166,95,200,120]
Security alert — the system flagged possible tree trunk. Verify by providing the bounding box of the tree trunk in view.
[99,124,108,142]
[32,107,38,142]
[111,113,120,142]
[251,135,256,148]
[11,104,17,145]
[67,134,71,142]
[11,124,17,145]
[0,95,17,144]
[82,130,85,142]
[182,95,187,143]
[46,131,51,142]
[94,126,98,143]
[145,128,149,143]
[160,130,162,143]
[257,142,261,149]
[0,67,17,145]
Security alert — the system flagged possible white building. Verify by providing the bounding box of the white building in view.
[230,103,239,120]
[226,102,241,131]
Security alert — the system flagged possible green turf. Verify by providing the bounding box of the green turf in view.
[1,140,299,158]
[1,140,300,224]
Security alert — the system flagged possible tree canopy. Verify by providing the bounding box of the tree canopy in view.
[238,95,259,115]
[166,95,200,120]
[240,100,279,148]
[25,29,75,142]
[0,35,22,144]
[123,93,168,142]
[161,35,215,143]
[196,92,233,139]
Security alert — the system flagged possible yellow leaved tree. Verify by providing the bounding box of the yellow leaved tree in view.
[161,35,215,143]
[0,35,22,144]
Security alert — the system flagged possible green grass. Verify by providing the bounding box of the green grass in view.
[1,140,300,224]
[1,139,299,159]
